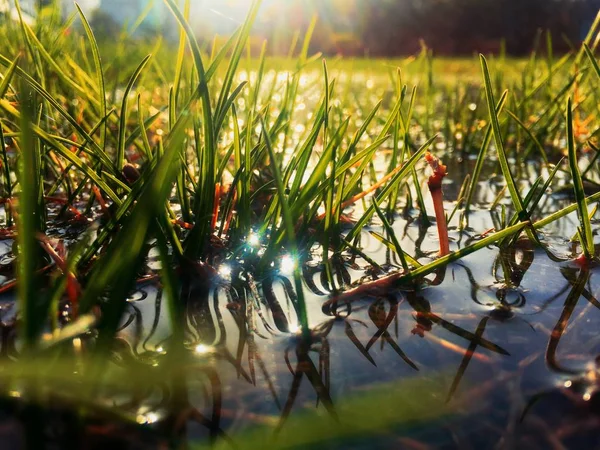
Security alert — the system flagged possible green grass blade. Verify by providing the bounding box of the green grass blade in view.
[398,222,529,285]
[505,110,548,164]
[79,110,193,348]
[214,0,261,131]
[16,80,42,350]
[368,231,421,268]
[584,43,600,81]
[163,0,217,258]
[0,54,20,99]
[173,0,190,105]
[75,2,107,150]
[344,134,437,244]
[0,55,114,169]
[480,55,526,219]
[0,124,11,224]
[576,10,600,65]
[0,99,121,204]
[372,201,409,272]
[136,95,154,161]
[261,117,310,341]
[116,54,152,171]
[566,97,594,258]
[21,16,89,98]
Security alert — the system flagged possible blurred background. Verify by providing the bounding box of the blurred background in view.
[1,0,598,56]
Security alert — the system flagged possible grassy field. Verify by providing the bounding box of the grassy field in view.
[0,0,599,447]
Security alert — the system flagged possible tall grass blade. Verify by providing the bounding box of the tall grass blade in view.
[116,55,151,171]
[372,201,409,272]
[16,80,43,350]
[344,134,437,244]
[566,97,594,259]
[261,117,310,341]
[0,54,20,99]
[480,55,527,219]
[79,110,193,348]
[75,3,107,150]
[584,43,600,81]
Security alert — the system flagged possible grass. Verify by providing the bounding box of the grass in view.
[0,0,599,447]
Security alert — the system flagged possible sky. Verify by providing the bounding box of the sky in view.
[67,0,300,35]
[1,0,317,32]
[0,0,263,32]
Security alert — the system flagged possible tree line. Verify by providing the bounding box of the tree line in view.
[352,0,598,56]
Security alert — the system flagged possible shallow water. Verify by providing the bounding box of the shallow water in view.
[0,160,597,449]
[83,192,600,449]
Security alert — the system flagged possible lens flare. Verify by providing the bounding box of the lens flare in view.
[280,254,296,275]
[195,344,210,354]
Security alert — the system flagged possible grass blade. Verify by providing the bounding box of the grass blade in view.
[344,134,437,244]
[0,54,20,99]
[16,80,43,350]
[566,97,594,259]
[79,109,193,348]
[116,55,152,171]
[261,117,310,341]
[480,55,526,220]
[75,2,107,150]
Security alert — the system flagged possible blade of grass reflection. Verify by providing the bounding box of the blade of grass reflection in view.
[253,349,283,411]
[381,333,419,371]
[344,321,377,366]
[545,267,590,375]
[425,312,509,356]
[446,317,489,402]
[276,341,338,438]
[366,298,398,352]
[205,374,451,450]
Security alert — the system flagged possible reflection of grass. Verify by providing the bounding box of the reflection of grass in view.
[0,355,453,448]
[0,0,598,445]
[199,375,452,450]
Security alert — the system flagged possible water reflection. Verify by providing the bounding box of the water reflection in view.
[0,212,597,447]
[103,235,598,447]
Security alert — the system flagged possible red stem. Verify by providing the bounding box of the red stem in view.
[430,187,450,256]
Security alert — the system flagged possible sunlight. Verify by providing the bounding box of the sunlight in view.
[136,412,160,425]
[200,0,280,31]
[218,264,233,280]
[203,0,267,18]
[247,232,260,247]
[195,344,210,355]
[280,255,297,275]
